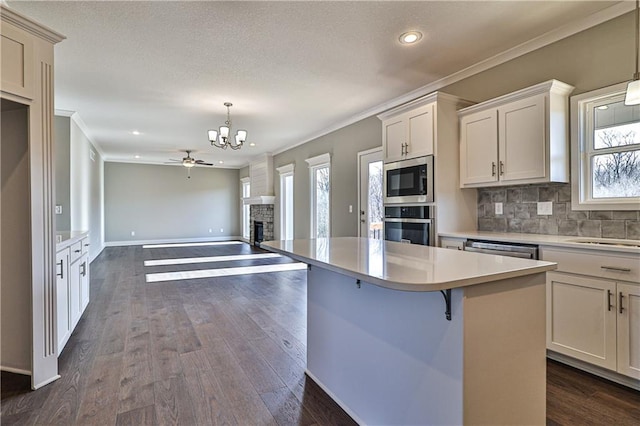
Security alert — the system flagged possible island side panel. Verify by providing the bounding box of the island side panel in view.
[462,273,547,425]
[306,266,465,425]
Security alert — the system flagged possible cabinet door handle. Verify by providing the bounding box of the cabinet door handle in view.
[491,162,496,176]
[74,249,81,253]
[81,262,86,277]
[619,292,624,314]
[499,161,504,176]
[84,243,90,247]
[607,289,613,311]
[57,259,64,279]
[600,265,631,273]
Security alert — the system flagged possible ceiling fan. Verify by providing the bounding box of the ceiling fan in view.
[165,150,213,178]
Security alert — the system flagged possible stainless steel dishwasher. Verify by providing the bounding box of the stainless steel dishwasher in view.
[464,239,539,260]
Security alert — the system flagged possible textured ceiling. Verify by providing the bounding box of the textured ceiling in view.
[6,1,624,168]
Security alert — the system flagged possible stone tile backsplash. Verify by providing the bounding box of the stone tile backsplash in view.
[477,183,640,240]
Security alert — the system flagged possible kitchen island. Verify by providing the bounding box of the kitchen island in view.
[262,237,557,425]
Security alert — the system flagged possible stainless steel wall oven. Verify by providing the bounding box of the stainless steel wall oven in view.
[383,205,434,246]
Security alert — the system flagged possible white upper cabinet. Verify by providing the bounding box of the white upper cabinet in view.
[460,109,498,185]
[459,80,574,188]
[381,102,434,162]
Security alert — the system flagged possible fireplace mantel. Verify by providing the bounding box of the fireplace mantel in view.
[243,196,275,205]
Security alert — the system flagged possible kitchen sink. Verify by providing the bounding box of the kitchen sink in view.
[566,238,640,248]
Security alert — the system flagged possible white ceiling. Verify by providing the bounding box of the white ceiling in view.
[6,1,626,168]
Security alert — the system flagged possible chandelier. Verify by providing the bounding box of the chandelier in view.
[208,102,248,150]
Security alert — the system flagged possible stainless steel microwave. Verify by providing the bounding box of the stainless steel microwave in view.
[383,156,434,204]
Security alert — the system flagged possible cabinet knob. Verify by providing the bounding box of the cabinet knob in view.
[75,249,81,253]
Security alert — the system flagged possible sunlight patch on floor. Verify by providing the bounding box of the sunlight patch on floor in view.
[142,241,244,249]
[144,253,281,266]
[145,262,307,283]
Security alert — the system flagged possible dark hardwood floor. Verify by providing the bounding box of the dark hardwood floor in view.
[2,243,639,425]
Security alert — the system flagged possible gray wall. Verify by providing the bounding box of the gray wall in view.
[104,162,240,242]
[273,116,381,239]
[442,12,632,101]
[1,102,31,372]
[54,116,71,231]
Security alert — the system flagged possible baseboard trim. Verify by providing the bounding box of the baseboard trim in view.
[0,366,31,376]
[33,374,61,390]
[304,369,364,425]
[104,236,243,247]
[547,350,640,391]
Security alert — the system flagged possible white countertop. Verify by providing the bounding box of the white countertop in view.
[261,237,556,292]
[56,230,89,251]
[439,231,640,255]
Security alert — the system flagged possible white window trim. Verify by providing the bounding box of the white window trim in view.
[276,163,295,175]
[306,153,331,238]
[240,177,251,240]
[571,82,640,211]
[277,164,295,240]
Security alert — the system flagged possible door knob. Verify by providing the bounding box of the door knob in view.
[360,219,366,223]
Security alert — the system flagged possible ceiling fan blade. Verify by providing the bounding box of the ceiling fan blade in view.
[197,162,214,166]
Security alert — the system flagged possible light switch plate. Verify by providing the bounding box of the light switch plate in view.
[495,202,503,215]
[537,201,553,215]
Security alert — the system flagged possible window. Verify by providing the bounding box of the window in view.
[305,153,331,238]
[571,83,640,210]
[277,163,295,240]
[241,178,250,240]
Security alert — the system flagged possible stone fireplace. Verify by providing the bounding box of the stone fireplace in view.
[250,204,274,246]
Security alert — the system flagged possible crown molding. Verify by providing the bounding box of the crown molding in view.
[1,4,65,44]
[67,112,106,159]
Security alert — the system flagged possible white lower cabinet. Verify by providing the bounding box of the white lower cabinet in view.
[546,272,617,370]
[439,237,465,250]
[617,282,640,379]
[70,257,82,328]
[543,246,640,379]
[56,249,71,354]
[56,234,90,355]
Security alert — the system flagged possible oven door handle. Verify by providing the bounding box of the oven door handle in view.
[464,246,533,259]
[383,218,432,224]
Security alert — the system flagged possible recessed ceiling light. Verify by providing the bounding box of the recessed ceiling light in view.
[596,105,609,110]
[249,142,256,147]
[219,160,224,164]
[132,130,141,135]
[134,155,140,159]
[399,31,422,45]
